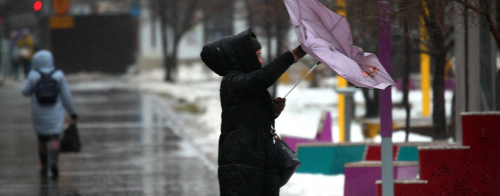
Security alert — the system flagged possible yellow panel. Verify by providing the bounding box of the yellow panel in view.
[278,71,291,84]
[336,0,347,17]
[420,16,430,117]
[336,0,347,142]
[337,75,347,142]
[49,16,74,29]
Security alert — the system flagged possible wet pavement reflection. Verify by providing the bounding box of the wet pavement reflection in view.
[0,85,219,195]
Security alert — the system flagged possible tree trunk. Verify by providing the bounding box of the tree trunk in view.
[272,13,291,97]
[404,16,411,142]
[264,0,276,97]
[449,92,456,138]
[165,55,175,82]
[159,0,169,82]
[165,38,180,82]
[243,0,255,29]
[150,0,157,47]
[430,30,447,140]
[423,0,447,140]
[271,19,284,98]
[363,89,380,118]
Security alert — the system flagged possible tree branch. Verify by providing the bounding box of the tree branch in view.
[484,13,500,50]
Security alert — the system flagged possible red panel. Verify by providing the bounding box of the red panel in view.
[377,183,432,196]
[418,149,470,180]
[393,183,432,196]
[385,113,500,195]
[462,114,500,176]
[462,114,500,147]
[376,183,381,196]
[365,145,398,161]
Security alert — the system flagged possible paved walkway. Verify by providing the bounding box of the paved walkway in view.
[0,83,219,195]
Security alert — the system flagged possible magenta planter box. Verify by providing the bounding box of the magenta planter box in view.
[282,111,332,151]
[344,161,418,196]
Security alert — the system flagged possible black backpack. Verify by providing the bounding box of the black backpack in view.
[34,69,60,105]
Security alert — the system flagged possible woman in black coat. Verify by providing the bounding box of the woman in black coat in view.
[200,28,306,196]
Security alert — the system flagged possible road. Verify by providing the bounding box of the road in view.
[0,82,219,196]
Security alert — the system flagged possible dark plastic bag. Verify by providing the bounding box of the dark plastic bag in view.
[60,123,81,153]
[275,139,301,187]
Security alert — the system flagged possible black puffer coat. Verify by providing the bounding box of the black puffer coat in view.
[200,28,295,196]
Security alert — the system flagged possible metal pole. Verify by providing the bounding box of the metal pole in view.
[335,87,356,142]
[284,62,320,98]
[344,92,353,142]
[453,2,466,143]
[378,2,394,196]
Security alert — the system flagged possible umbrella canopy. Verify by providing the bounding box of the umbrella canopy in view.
[284,0,396,90]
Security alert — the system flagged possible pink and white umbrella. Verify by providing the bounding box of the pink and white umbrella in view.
[283,0,396,90]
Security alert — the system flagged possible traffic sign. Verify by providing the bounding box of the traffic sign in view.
[53,0,69,15]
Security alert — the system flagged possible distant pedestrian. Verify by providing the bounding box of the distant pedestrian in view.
[0,31,12,82]
[8,30,20,80]
[22,50,77,179]
[16,29,35,78]
[200,28,306,196]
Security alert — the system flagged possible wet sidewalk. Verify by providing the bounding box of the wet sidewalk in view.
[0,84,219,195]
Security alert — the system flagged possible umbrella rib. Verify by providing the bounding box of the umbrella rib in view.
[329,16,344,32]
[284,62,321,98]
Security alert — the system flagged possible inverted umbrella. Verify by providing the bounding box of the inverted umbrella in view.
[283,0,396,90]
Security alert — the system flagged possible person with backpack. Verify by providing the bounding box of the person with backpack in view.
[21,50,77,179]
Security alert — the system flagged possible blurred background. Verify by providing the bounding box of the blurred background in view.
[0,0,499,195]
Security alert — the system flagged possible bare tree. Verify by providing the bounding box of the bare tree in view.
[267,0,291,96]
[158,0,201,82]
[156,0,233,82]
[453,0,500,50]
[420,0,453,140]
[242,0,258,30]
[158,0,230,82]
[202,0,234,44]
[387,1,421,141]
[342,0,382,118]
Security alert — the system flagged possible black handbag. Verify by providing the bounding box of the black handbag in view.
[60,123,81,153]
[274,133,301,187]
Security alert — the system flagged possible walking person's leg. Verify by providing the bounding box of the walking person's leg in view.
[37,135,49,177]
[48,135,61,178]
[11,61,19,80]
[22,59,30,78]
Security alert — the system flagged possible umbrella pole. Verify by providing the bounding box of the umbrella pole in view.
[284,62,321,98]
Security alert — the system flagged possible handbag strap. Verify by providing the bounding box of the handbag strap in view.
[273,133,281,141]
[271,125,281,143]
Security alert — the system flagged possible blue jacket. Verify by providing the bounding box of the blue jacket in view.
[22,50,76,135]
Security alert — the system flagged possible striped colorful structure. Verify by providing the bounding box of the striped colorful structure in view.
[376,113,500,196]
[344,161,418,196]
[295,141,456,175]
